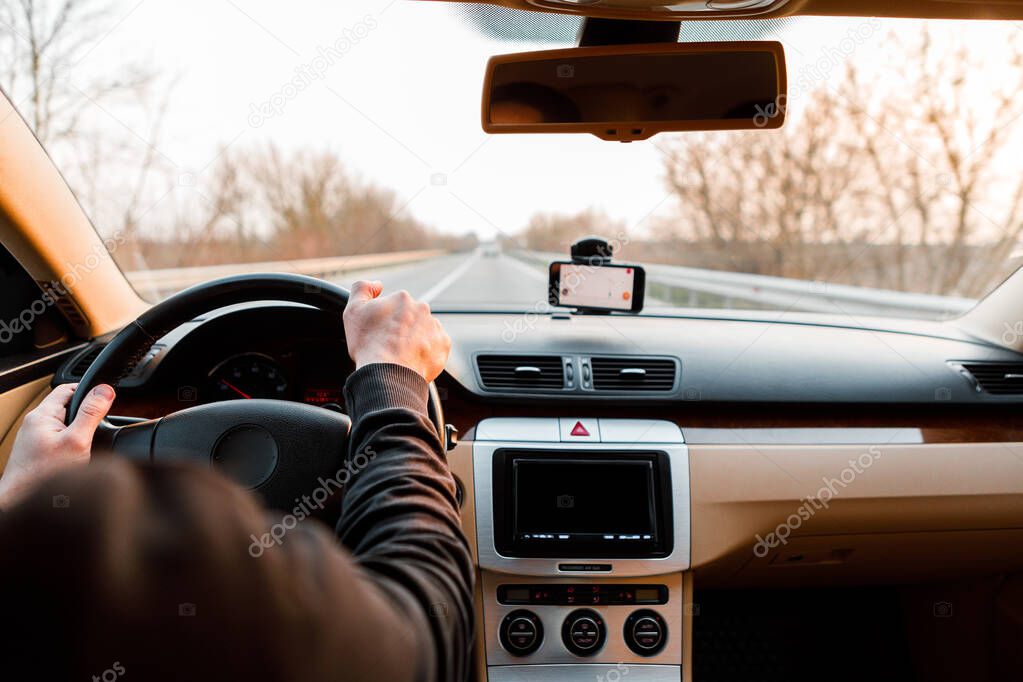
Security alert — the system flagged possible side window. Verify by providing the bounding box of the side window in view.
[0,245,72,368]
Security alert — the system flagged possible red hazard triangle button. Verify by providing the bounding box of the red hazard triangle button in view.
[560,418,599,441]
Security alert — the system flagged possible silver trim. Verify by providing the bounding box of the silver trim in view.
[487,665,680,682]
[566,616,601,651]
[631,617,663,650]
[482,572,683,667]
[473,437,691,577]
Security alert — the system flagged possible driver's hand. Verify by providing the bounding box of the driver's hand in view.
[343,280,451,382]
[0,383,115,510]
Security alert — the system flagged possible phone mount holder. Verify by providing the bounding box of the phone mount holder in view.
[563,236,617,316]
[570,236,615,265]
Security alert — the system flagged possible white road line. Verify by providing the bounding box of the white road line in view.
[419,250,483,303]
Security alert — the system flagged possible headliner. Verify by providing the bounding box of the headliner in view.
[429,0,1023,23]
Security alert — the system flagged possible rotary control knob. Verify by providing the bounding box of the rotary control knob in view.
[499,610,543,656]
[561,608,606,656]
[623,609,668,656]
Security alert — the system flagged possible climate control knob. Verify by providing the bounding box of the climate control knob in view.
[561,608,606,656]
[624,609,668,656]
[499,610,543,656]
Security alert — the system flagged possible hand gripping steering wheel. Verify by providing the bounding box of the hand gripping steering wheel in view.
[66,273,445,511]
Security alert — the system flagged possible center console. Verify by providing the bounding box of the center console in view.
[472,418,692,681]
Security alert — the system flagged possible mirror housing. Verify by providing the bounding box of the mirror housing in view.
[482,41,786,142]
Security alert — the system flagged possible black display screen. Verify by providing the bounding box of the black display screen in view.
[493,450,673,558]
[513,459,655,537]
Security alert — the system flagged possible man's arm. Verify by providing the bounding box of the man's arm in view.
[335,280,473,682]
[338,363,474,682]
[0,281,474,681]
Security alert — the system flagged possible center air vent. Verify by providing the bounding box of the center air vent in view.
[477,355,565,390]
[590,357,678,392]
[959,362,1023,395]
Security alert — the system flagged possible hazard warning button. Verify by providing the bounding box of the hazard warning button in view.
[559,418,600,442]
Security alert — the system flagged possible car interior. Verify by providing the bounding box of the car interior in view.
[2,0,1023,680]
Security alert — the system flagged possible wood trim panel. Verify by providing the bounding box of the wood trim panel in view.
[435,379,1023,444]
[105,376,1023,444]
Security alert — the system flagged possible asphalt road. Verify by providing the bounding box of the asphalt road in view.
[331,249,552,309]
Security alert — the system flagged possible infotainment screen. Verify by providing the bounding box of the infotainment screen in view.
[514,459,655,537]
[493,450,673,558]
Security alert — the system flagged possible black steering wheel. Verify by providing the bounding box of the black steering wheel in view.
[66,273,445,511]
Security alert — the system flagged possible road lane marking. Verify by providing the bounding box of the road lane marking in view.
[420,250,483,303]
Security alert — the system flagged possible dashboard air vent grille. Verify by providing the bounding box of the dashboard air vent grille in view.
[36,280,87,329]
[68,344,105,380]
[477,355,565,390]
[961,362,1023,395]
[591,357,677,392]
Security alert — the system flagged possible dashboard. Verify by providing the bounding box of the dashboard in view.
[55,301,1023,419]
[53,301,1023,681]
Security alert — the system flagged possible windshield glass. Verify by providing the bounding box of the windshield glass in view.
[3,2,1022,319]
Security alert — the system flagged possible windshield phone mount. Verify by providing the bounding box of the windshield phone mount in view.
[549,236,646,315]
[570,236,615,266]
[567,236,615,315]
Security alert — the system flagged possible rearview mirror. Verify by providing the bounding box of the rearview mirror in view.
[482,41,786,142]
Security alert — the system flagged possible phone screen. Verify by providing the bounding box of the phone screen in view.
[554,263,639,311]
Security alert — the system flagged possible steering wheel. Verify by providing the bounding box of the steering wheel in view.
[66,273,445,512]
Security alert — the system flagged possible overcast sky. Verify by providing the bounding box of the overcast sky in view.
[48,1,1014,240]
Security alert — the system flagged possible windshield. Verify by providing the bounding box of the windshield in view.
[3,1,1022,319]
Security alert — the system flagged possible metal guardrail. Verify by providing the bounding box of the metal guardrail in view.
[515,250,975,319]
[125,249,446,298]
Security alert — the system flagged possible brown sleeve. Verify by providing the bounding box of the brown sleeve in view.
[0,366,473,682]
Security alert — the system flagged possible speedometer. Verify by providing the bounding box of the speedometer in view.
[208,353,288,401]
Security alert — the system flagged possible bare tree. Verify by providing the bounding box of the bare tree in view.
[128,144,465,269]
[0,0,152,144]
[656,26,1023,297]
[0,0,174,270]
[1,3,472,274]
[518,208,627,253]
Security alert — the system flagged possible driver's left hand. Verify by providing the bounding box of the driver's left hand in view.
[0,383,115,510]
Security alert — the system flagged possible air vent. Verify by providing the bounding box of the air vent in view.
[590,357,677,392]
[36,280,87,329]
[67,344,105,380]
[477,355,565,390]
[960,362,1023,395]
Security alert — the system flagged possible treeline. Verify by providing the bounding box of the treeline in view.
[118,145,478,271]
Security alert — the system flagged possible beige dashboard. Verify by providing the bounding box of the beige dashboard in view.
[448,416,1023,681]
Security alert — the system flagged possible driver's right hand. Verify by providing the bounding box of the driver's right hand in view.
[342,281,452,383]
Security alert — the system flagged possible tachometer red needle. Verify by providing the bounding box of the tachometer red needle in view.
[220,379,251,399]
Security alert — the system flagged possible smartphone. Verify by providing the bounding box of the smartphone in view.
[549,261,645,313]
